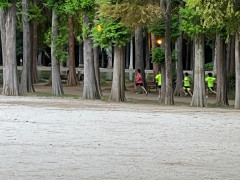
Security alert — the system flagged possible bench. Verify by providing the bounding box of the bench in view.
[147,82,157,92]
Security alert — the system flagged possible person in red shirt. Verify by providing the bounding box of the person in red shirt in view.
[135,69,148,95]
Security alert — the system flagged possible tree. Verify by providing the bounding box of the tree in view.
[165,0,174,105]
[181,5,207,107]
[51,8,64,96]
[21,0,35,93]
[67,14,79,86]
[92,17,131,101]
[0,1,19,95]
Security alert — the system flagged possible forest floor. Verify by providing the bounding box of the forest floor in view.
[0,83,240,179]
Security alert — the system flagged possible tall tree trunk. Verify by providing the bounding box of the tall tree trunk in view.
[82,14,100,99]
[174,15,184,96]
[125,42,130,68]
[31,0,38,84]
[135,27,146,87]
[0,2,19,95]
[151,33,159,79]
[107,42,113,68]
[67,15,79,86]
[191,34,206,107]
[31,20,38,83]
[93,46,102,97]
[79,42,84,67]
[235,32,240,109]
[21,0,34,93]
[160,64,166,102]
[165,0,174,105]
[216,34,228,105]
[230,36,235,74]
[109,46,125,101]
[145,32,150,70]
[129,36,134,69]
[51,9,64,96]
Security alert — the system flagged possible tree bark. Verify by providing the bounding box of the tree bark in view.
[31,0,38,84]
[165,0,174,105]
[51,9,64,96]
[109,46,125,101]
[216,34,228,105]
[21,0,34,93]
[129,37,134,69]
[135,27,146,87]
[125,42,130,68]
[145,32,150,70]
[151,33,159,79]
[82,14,100,99]
[67,15,79,86]
[107,42,113,68]
[174,15,184,97]
[191,34,206,107]
[78,42,84,67]
[93,46,102,96]
[0,2,19,95]
[31,20,38,83]
[235,32,240,109]
[230,36,235,74]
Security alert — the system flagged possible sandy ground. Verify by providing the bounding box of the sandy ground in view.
[0,92,240,180]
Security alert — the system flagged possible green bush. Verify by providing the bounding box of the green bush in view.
[205,62,213,71]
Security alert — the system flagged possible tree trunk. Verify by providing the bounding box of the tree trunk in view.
[93,46,102,96]
[174,16,184,96]
[151,33,159,79]
[31,0,38,84]
[82,14,100,99]
[230,36,235,74]
[31,20,38,83]
[165,0,174,105]
[129,36,134,69]
[125,42,130,68]
[135,27,146,87]
[109,46,125,101]
[67,15,79,86]
[21,0,34,93]
[0,2,19,95]
[107,42,113,68]
[160,64,166,102]
[191,34,206,107]
[145,32,150,70]
[78,42,84,67]
[51,9,64,96]
[235,32,240,109]
[216,34,228,105]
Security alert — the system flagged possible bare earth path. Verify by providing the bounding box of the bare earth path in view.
[0,96,240,180]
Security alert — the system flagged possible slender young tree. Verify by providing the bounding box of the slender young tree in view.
[0,1,19,95]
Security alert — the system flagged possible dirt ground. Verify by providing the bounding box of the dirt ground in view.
[0,83,240,179]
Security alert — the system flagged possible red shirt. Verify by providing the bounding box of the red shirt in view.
[136,73,142,83]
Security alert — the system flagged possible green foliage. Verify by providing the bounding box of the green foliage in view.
[151,47,165,64]
[180,6,206,38]
[0,0,11,10]
[204,62,213,71]
[151,47,178,64]
[97,0,163,29]
[28,3,46,24]
[92,18,131,48]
